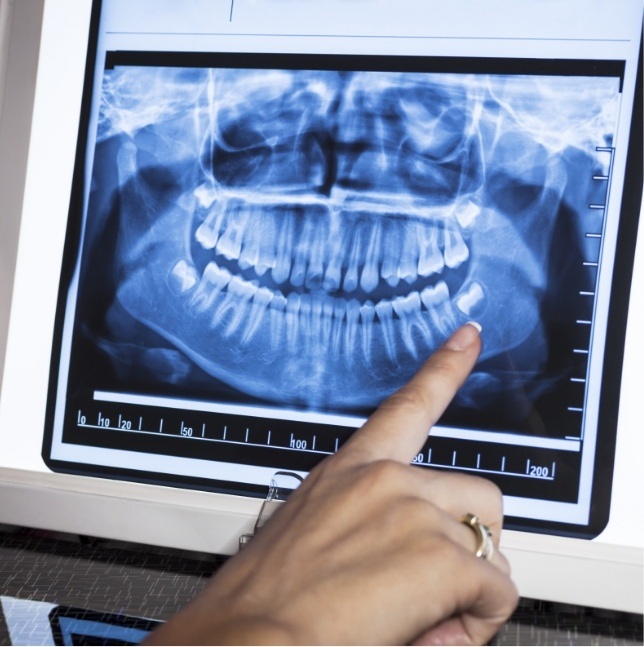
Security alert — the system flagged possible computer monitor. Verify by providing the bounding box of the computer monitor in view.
[0,0,642,613]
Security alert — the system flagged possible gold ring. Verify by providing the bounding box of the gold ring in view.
[461,513,494,560]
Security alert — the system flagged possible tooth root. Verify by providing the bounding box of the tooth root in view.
[444,228,469,269]
[189,262,231,312]
[398,223,420,285]
[298,294,312,347]
[381,221,402,287]
[241,286,273,346]
[360,221,381,294]
[455,280,487,319]
[216,208,250,260]
[239,213,263,271]
[324,220,351,292]
[344,299,360,359]
[310,294,324,346]
[272,215,294,285]
[392,292,432,359]
[291,219,314,288]
[195,200,227,250]
[256,213,277,276]
[420,280,457,337]
[285,293,301,351]
[168,259,199,296]
[418,225,444,277]
[319,295,335,348]
[268,293,287,350]
[305,222,328,290]
[217,276,257,338]
[360,301,376,364]
[375,300,397,362]
[331,299,347,357]
[343,226,363,293]
[455,200,481,229]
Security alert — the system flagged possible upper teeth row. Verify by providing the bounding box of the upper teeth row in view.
[194,199,472,294]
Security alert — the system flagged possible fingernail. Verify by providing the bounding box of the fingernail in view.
[444,322,482,351]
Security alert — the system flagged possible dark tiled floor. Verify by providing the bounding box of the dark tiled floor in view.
[0,526,641,645]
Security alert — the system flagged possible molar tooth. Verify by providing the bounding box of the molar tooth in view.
[375,300,397,362]
[216,208,250,260]
[359,301,376,364]
[241,286,273,346]
[343,225,363,293]
[360,220,381,294]
[217,276,257,337]
[189,262,231,312]
[398,223,419,284]
[344,299,361,360]
[392,292,432,359]
[418,225,444,277]
[193,183,219,210]
[455,280,487,319]
[420,280,457,337]
[331,298,347,357]
[194,199,227,250]
[285,293,301,351]
[268,292,287,350]
[455,200,481,229]
[271,215,294,285]
[168,259,199,296]
[444,227,469,269]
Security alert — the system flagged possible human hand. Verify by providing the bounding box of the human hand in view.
[145,323,518,645]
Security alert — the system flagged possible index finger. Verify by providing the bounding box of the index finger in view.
[340,322,482,465]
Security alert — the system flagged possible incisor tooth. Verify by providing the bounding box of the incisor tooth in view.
[291,219,315,288]
[360,301,376,364]
[381,222,402,288]
[268,292,287,350]
[285,293,301,351]
[272,216,294,285]
[344,299,360,359]
[360,221,381,294]
[375,300,397,362]
[343,227,363,293]
[331,298,347,357]
[398,223,419,284]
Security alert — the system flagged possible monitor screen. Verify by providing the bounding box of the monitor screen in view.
[1,0,642,612]
[41,0,642,538]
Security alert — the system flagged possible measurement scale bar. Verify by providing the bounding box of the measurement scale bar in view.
[418,462,555,481]
[93,391,581,452]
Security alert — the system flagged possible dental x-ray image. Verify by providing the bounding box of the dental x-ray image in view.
[71,56,620,435]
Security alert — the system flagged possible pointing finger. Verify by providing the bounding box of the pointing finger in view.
[339,322,482,465]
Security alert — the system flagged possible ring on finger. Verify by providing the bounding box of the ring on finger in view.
[461,513,494,560]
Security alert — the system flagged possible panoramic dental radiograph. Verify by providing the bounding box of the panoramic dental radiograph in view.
[77,64,619,425]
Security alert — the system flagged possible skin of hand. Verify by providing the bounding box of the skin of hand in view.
[145,323,519,645]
